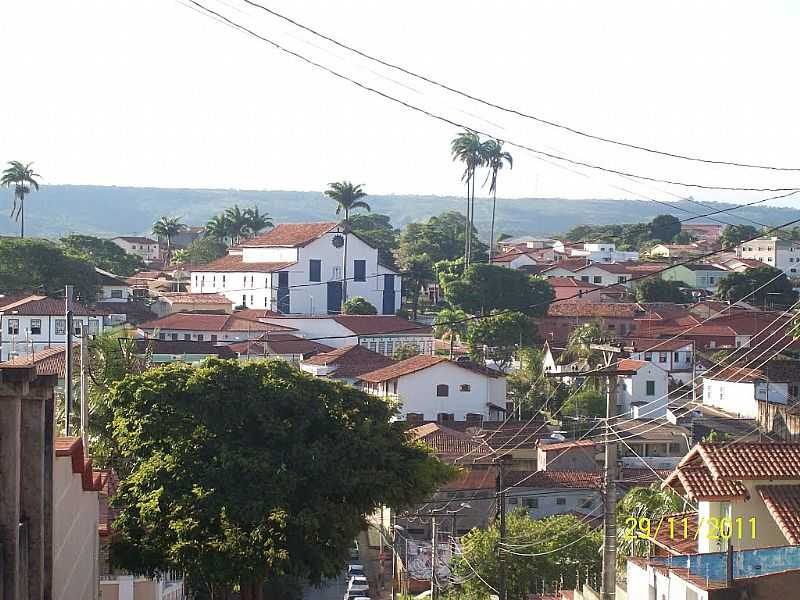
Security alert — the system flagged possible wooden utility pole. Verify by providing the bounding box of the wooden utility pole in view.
[65,285,74,436]
[80,322,89,451]
[430,516,437,600]
[496,456,509,600]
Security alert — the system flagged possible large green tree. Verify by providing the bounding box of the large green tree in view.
[397,253,435,319]
[466,310,538,372]
[433,307,468,358]
[60,234,145,276]
[152,216,187,264]
[184,236,228,264]
[342,296,377,315]
[451,512,602,599]
[649,214,681,242]
[635,278,691,303]
[1,160,40,238]
[716,266,797,308]
[444,264,554,316]
[451,130,485,267]
[0,238,97,299]
[348,213,398,266]
[108,359,451,598]
[397,212,487,265]
[617,484,684,564]
[719,224,759,249]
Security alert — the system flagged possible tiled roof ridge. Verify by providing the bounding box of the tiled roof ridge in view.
[54,437,102,492]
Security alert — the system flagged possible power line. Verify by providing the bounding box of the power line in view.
[236,0,800,173]
[180,0,800,193]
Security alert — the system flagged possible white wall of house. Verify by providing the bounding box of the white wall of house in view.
[53,456,99,600]
[617,363,669,415]
[626,561,709,600]
[502,254,538,270]
[0,314,103,361]
[139,327,260,344]
[566,242,638,263]
[737,237,800,276]
[98,284,131,303]
[111,238,159,262]
[630,346,694,383]
[190,229,402,314]
[701,378,789,418]
[363,362,506,420]
[506,488,601,520]
[574,265,631,287]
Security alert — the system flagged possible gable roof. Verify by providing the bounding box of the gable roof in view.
[358,354,503,383]
[191,255,295,273]
[301,344,395,378]
[0,295,97,316]
[241,222,338,247]
[332,315,432,335]
[157,292,233,305]
[0,346,68,377]
[538,439,596,452]
[228,335,332,356]
[758,485,800,545]
[408,422,492,460]
[137,312,295,333]
[95,267,128,286]
[547,302,646,318]
[505,470,602,490]
[618,337,693,352]
[132,339,237,358]
[542,257,591,273]
[616,358,652,372]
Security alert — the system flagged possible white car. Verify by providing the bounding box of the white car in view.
[350,539,359,559]
[348,576,369,595]
[348,564,366,578]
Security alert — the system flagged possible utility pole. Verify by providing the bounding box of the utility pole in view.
[65,285,74,436]
[430,516,437,600]
[497,457,508,600]
[80,321,89,450]
[601,373,619,600]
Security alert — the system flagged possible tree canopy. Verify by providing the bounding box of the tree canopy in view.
[183,236,228,265]
[561,387,606,419]
[716,266,797,308]
[635,278,691,304]
[444,264,554,316]
[719,224,759,249]
[466,310,538,372]
[108,359,452,597]
[61,234,145,276]
[0,238,97,299]
[649,214,681,242]
[348,213,398,265]
[342,296,378,315]
[397,212,487,265]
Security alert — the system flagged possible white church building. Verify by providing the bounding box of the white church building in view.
[190,222,402,315]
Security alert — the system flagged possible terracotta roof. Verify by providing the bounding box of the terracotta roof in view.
[758,485,800,545]
[233,308,282,319]
[54,437,102,492]
[440,466,498,491]
[113,236,157,244]
[505,470,602,489]
[652,512,699,555]
[542,257,591,273]
[472,420,554,450]
[158,292,233,304]
[626,262,670,273]
[538,439,596,452]
[547,302,645,318]
[132,339,237,358]
[574,262,634,274]
[492,248,537,263]
[667,464,748,500]
[616,358,651,372]
[190,254,295,273]
[0,346,68,377]
[358,354,503,383]
[705,359,800,383]
[228,334,332,356]
[138,312,296,332]
[0,295,97,316]
[546,277,596,289]
[301,344,395,378]
[408,423,492,460]
[240,222,337,247]
[332,315,432,335]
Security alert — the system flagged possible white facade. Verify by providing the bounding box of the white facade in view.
[617,362,669,416]
[573,264,631,287]
[362,361,507,420]
[0,314,104,361]
[111,237,160,262]
[98,283,130,303]
[702,377,789,418]
[737,236,800,276]
[190,226,401,314]
[506,487,601,520]
[629,343,694,384]
[554,241,639,263]
[626,560,709,600]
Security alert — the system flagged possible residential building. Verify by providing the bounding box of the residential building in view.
[111,236,160,262]
[553,240,638,262]
[702,360,800,419]
[737,236,800,276]
[546,277,631,303]
[614,359,670,417]
[258,314,433,356]
[537,439,598,472]
[229,335,332,363]
[536,302,646,344]
[619,337,695,384]
[716,255,769,273]
[661,262,729,291]
[490,248,540,270]
[151,291,234,316]
[648,243,706,260]
[663,442,800,553]
[359,355,507,421]
[159,225,204,250]
[95,267,131,303]
[612,419,691,470]
[132,339,237,363]
[541,257,592,279]
[498,236,556,252]
[0,295,106,361]
[137,311,296,343]
[299,344,395,383]
[190,222,401,313]
[127,269,186,298]
[504,471,602,520]
[571,262,636,287]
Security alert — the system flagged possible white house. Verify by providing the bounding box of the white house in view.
[572,262,633,287]
[490,248,539,270]
[111,236,160,262]
[701,360,800,419]
[736,236,800,276]
[136,312,296,344]
[553,240,638,263]
[620,337,695,384]
[258,314,433,357]
[504,470,602,520]
[299,344,396,384]
[189,222,401,314]
[0,295,106,361]
[151,292,234,316]
[359,355,507,421]
[615,358,670,417]
[95,267,131,303]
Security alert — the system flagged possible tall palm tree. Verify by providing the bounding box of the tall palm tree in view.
[450,131,484,268]
[152,216,187,264]
[324,181,370,311]
[223,205,251,245]
[205,214,231,244]
[482,140,513,263]
[1,161,41,238]
[243,206,273,237]
[433,307,468,358]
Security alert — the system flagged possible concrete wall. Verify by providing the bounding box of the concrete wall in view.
[618,363,668,415]
[703,379,758,418]
[506,488,601,520]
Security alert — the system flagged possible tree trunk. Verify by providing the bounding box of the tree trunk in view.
[411,285,419,319]
[20,194,24,239]
[341,211,349,313]
[449,332,454,359]
[469,170,476,265]
[489,188,497,263]
[463,180,470,266]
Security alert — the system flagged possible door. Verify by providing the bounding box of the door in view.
[382,274,395,315]
[277,271,290,313]
[327,281,342,314]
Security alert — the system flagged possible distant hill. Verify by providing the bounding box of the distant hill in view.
[1,185,799,239]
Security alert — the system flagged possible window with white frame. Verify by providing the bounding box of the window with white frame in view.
[7,319,19,335]
[30,319,42,335]
[55,319,66,335]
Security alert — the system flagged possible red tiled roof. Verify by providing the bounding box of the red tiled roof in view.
[472,420,553,450]
[758,485,800,545]
[55,437,102,492]
[138,312,296,332]
[440,466,498,491]
[0,346,67,377]
[542,257,591,273]
[409,423,492,460]
[113,236,157,244]
[616,358,650,372]
[234,308,282,319]
[0,295,97,316]
[505,470,602,489]
[241,222,338,247]
[538,439,596,452]
[547,302,645,318]
[132,339,237,359]
[667,464,748,500]
[359,355,503,383]
[332,315,432,335]
[158,292,232,304]
[301,344,395,378]
[228,334,332,356]
[652,511,699,555]
[190,254,295,273]
[546,277,596,289]
[574,262,634,274]
[696,442,800,480]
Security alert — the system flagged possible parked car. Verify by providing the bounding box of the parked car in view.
[350,539,360,559]
[347,576,369,595]
[348,564,366,578]
[344,590,370,600]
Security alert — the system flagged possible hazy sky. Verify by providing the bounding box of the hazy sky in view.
[2,0,800,207]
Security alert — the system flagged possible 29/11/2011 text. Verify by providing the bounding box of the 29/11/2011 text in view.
[623,516,756,541]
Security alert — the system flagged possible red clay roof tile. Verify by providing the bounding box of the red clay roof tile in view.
[301,344,395,378]
[757,485,800,545]
[191,255,295,273]
[241,222,338,247]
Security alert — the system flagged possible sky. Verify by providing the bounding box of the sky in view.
[2,0,800,207]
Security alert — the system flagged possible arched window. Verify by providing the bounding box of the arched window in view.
[436,384,449,397]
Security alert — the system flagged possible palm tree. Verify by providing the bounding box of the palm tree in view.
[617,484,684,563]
[482,140,513,263]
[242,206,273,238]
[324,181,371,311]
[152,216,187,264]
[205,214,231,244]
[433,307,468,358]
[1,161,41,238]
[223,206,250,245]
[451,131,484,268]
[171,248,190,265]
